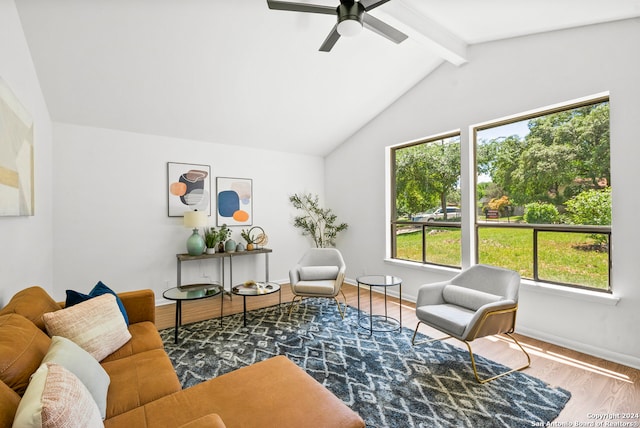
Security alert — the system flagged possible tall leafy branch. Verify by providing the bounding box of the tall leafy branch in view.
[289,193,348,248]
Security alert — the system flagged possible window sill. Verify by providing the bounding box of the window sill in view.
[520,279,620,306]
[384,258,460,275]
[384,258,620,306]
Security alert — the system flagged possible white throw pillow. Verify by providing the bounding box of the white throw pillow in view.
[41,336,110,419]
[442,284,503,311]
[43,293,131,362]
[12,362,103,428]
[299,266,340,281]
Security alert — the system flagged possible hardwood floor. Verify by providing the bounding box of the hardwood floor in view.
[155,283,640,424]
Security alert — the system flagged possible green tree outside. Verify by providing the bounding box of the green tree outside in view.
[393,100,612,291]
[478,102,610,207]
[395,136,460,219]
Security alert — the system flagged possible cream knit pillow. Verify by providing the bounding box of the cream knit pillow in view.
[41,336,110,419]
[299,266,340,281]
[12,362,103,428]
[43,293,131,362]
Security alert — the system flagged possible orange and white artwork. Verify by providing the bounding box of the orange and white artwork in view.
[167,162,211,217]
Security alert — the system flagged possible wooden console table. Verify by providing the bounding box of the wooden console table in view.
[176,248,272,294]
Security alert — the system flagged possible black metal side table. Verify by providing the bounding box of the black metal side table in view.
[231,282,281,326]
[163,283,222,343]
[356,275,402,334]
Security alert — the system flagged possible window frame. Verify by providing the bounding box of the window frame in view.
[389,131,462,268]
[387,93,612,294]
[472,94,612,293]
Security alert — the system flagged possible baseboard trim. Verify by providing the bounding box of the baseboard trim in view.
[156,298,173,307]
[516,325,640,371]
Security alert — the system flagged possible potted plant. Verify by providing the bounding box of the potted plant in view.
[203,225,231,253]
[217,224,232,253]
[240,228,255,250]
[289,193,348,248]
[203,227,219,254]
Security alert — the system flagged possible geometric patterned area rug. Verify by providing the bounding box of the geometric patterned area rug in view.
[160,298,570,428]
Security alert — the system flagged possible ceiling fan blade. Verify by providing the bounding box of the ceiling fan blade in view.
[362,13,408,44]
[266,0,336,15]
[319,24,341,52]
[358,0,392,11]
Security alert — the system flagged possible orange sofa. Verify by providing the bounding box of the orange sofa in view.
[0,287,365,428]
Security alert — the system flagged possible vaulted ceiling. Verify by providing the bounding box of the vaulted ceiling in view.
[15,0,640,156]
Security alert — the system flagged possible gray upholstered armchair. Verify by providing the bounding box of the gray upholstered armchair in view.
[412,264,530,383]
[289,248,347,318]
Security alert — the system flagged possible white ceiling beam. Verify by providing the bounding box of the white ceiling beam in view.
[373,0,468,66]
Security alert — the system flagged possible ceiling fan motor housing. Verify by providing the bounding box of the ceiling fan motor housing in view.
[337,0,364,36]
[266,0,407,50]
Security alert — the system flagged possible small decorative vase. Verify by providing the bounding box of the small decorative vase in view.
[225,239,237,253]
[205,247,216,255]
[246,243,254,251]
[217,242,225,253]
[236,242,245,252]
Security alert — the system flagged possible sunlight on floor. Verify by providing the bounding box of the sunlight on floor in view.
[382,300,633,384]
[488,335,633,383]
[389,301,413,311]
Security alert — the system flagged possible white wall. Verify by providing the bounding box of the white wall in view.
[4,0,638,369]
[52,123,325,303]
[326,19,640,368]
[0,0,53,305]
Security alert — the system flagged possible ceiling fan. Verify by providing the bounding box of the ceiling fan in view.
[266,0,408,52]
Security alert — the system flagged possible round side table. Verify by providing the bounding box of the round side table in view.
[356,275,402,334]
[163,283,222,343]
[231,282,281,326]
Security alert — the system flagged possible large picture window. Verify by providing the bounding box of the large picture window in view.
[475,97,611,291]
[391,133,462,268]
[388,95,611,293]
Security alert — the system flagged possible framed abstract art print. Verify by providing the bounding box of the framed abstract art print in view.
[167,162,211,217]
[216,177,252,226]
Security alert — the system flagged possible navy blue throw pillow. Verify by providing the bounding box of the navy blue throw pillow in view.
[65,281,129,325]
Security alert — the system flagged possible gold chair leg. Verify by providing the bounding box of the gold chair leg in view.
[411,321,452,345]
[288,296,303,317]
[465,332,531,384]
[289,293,347,320]
[333,290,347,319]
[412,322,531,383]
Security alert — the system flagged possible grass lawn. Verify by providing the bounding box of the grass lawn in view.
[396,227,609,290]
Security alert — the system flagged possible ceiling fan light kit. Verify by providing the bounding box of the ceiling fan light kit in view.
[337,2,364,36]
[267,0,408,51]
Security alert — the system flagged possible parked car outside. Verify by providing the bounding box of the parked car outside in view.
[412,206,461,222]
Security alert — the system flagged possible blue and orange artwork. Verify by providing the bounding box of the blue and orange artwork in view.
[169,167,210,215]
[217,178,251,225]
